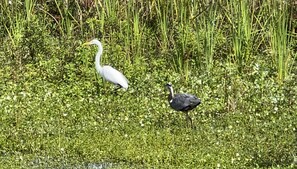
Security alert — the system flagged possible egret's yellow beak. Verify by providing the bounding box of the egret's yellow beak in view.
[82,42,91,46]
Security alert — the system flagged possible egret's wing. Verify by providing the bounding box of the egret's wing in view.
[101,66,128,89]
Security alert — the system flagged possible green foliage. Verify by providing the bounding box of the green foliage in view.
[269,1,294,83]
[0,0,296,168]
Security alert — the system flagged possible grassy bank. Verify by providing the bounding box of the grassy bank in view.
[0,0,296,168]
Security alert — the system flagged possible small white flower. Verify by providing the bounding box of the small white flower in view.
[20,91,27,97]
[140,120,144,127]
[255,63,259,71]
[274,107,278,111]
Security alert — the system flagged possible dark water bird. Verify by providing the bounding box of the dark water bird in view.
[83,39,128,90]
[165,83,201,128]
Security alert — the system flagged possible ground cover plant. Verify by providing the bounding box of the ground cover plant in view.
[0,0,296,168]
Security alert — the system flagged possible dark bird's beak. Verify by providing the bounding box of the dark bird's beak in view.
[165,83,172,87]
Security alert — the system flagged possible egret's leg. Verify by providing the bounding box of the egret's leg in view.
[95,75,101,94]
[115,85,121,91]
[102,78,106,89]
[112,85,122,95]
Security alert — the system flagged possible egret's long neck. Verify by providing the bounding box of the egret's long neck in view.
[95,44,103,74]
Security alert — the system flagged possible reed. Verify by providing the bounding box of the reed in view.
[25,0,36,21]
[0,1,296,167]
[269,1,294,83]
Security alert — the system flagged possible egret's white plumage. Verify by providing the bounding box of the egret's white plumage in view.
[84,39,128,89]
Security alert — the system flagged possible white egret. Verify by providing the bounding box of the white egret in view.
[83,39,128,90]
[165,83,201,128]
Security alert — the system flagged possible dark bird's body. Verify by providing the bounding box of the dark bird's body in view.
[165,84,201,128]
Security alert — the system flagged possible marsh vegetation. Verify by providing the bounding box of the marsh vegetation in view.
[0,0,296,168]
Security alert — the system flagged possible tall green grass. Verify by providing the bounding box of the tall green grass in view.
[201,2,219,72]
[0,0,296,168]
[2,0,294,82]
[226,0,254,72]
[270,1,294,83]
[25,0,36,21]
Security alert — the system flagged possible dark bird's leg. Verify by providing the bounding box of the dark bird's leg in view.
[185,112,193,128]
